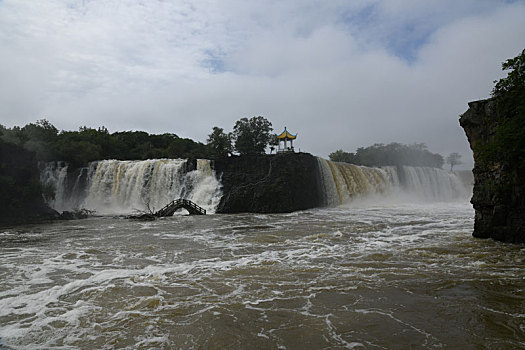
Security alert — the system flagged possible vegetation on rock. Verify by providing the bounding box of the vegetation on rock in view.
[484,48,525,171]
[329,142,444,168]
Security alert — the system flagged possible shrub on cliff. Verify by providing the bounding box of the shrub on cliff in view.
[483,49,525,170]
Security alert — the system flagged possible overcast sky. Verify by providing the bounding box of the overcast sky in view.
[1,0,525,167]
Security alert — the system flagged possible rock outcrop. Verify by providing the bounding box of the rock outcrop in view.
[460,99,525,243]
[212,152,324,213]
[0,141,60,224]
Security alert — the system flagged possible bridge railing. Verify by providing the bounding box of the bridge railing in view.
[154,198,206,216]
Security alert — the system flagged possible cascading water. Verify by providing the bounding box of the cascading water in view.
[39,161,69,210]
[316,158,398,206]
[41,159,222,214]
[397,166,472,201]
[39,161,90,212]
[316,158,472,205]
[40,157,472,215]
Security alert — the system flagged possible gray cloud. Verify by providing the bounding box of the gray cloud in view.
[1,0,525,168]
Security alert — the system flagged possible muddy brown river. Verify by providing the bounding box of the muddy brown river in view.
[1,203,524,349]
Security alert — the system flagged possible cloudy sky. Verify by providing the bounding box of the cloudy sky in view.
[1,0,524,167]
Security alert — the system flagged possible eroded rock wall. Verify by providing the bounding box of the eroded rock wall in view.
[460,99,525,243]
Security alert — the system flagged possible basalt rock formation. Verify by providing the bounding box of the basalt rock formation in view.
[460,99,525,243]
[212,152,324,213]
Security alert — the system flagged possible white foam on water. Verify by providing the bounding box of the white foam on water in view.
[3,203,525,349]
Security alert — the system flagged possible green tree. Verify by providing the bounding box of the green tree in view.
[232,116,273,155]
[329,149,358,163]
[112,131,151,159]
[446,152,462,172]
[485,48,525,170]
[15,119,59,160]
[207,127,232,158]
[492,48,525,97]
[55,132,102,166]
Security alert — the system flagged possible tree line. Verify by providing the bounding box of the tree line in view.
[329,143,463,170]
[0,116,275,167]
[1,116,464,170]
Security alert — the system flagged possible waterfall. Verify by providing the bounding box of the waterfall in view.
[41,159,222,214]
[39,161,90,212]
[317,158,472,205]
[397,166,472,201]
[41,157,472,214]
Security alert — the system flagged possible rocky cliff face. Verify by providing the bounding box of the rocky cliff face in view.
[0,141,59,224]
[212,153,323,213]
[460,99,525,243]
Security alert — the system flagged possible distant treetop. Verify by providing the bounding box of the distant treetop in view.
[329,142,444,168]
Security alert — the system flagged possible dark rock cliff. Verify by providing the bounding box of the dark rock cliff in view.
[460,99,525,243]
[0,141,59,224]
[212,153,324,213]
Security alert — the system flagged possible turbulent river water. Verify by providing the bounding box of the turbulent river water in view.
[1,159,524,348]
[2,202,525,349]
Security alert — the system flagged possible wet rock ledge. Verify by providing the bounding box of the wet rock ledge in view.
[460,99,525,243]
[212,152,324,213]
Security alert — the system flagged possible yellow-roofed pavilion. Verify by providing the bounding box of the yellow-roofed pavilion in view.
[276,127,297,153]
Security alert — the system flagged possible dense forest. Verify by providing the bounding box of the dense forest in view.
[0,121,210,167]
[329,142,446,168]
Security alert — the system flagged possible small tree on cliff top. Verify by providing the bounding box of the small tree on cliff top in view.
[233,116,273,155]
